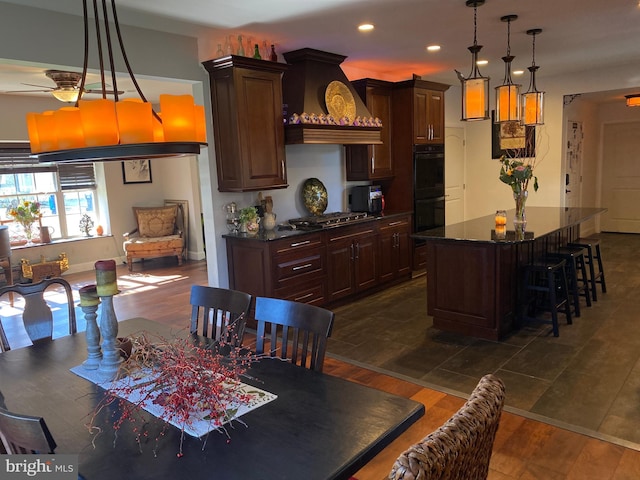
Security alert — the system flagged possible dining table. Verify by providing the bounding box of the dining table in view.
[0,317,424,480]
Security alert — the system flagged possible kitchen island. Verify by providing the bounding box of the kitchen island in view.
[413,207,606,341]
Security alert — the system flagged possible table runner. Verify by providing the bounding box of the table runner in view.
[70,365,277,437]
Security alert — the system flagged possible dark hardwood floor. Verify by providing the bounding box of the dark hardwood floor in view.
[1,256,639,478]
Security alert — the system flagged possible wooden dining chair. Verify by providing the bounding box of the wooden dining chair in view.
[0,407,57,454]
[0,277,77,351]
[189,285,252,346]
[388,374,506,480]
[254,296,335,372]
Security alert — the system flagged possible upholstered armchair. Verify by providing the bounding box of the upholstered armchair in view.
[123,204,184,272]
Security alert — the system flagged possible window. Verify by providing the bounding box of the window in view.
[0,160,97,244]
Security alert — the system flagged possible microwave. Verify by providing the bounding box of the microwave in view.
[350,185,383,214]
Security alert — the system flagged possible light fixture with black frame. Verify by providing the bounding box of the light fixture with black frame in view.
[26,0,207,164]
[522,28,545,125]
[456,0,490,122]
[495,14,521,123]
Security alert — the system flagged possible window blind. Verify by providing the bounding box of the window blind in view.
[58,163,97,190]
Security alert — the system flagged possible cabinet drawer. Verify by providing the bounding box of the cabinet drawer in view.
[275,280,326,306]
[378,217,410,233]
[274,249,324,283]
[273,233,323,255]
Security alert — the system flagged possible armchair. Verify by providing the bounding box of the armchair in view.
[123,204,184,272]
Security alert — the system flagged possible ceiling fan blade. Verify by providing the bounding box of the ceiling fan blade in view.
[3,89,54,93]
[84,89,126,95]
[21,83,54,90]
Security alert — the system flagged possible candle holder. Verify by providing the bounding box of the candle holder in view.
[97,293,123,380]
[81,303,102,369]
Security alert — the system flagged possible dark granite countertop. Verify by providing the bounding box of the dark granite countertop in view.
[412,207,606,244]
[222,210,412,242]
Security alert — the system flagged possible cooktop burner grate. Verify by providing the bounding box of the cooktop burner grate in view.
[287,211,369,230]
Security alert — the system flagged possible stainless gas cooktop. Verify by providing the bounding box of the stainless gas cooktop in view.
[287,211,369,230]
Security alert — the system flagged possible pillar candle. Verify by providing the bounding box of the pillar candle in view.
[79,284,100,307]
[95,260,119,296]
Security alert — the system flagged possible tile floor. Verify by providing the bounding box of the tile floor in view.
[327,232,640,449]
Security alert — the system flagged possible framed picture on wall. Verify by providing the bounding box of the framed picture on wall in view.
[491,110,536,159]
[122,159,152,184]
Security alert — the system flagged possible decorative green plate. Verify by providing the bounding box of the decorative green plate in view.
[302,178,328,215]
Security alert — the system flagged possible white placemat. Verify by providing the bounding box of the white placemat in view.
[70,364,277,437]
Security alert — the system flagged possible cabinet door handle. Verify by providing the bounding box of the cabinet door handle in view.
[388,221,403,227]
[294,292,314,302]
[350,243,354,260]
[290,240,310,247]
[292,263,312,271]
[355,242,359,259]
[371,156,375,171]
[281,160,286,179]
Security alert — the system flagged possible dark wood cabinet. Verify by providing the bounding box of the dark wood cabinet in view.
[225,233,326,306]
[203,56,288,192]
[412,87,445,144]
[345,79,394,180]
[326,224,378,302]
[378,215,412,283]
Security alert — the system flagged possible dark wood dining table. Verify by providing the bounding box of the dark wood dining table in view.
[0,318,424,480]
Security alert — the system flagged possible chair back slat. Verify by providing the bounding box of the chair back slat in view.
[0,278,77,350]
[254,297,334,372]
[0,408,57,454]
[189,285,252,346]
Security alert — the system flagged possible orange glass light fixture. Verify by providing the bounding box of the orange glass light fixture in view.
[495,15,521,123]
[625,94,640,107]
[26,0,206,163]
[522,29,545,125]
[456,0,490,121]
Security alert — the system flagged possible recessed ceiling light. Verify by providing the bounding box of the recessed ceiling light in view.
[426,45,441,52]
[513,70,524,76]
[358,23,374,32]
[477,60,488,66]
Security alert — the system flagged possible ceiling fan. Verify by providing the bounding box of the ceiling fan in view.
[7,69,124,103]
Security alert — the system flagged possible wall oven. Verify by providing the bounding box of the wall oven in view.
[414,144,445,232]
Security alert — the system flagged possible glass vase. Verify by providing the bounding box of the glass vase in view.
[513,190,528,225]
[22,222,35,246]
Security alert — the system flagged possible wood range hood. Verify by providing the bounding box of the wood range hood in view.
[282,48,382,145]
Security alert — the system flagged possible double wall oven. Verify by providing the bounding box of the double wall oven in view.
[414,144,445,232]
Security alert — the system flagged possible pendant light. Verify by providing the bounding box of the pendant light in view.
[495,15,521,123]
[625,94,640,107]
[522,29,545,125]
[456,0,490,121]
[26,0,207,163]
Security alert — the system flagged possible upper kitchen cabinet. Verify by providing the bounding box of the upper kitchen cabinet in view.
[203,56,288,192]
[393,78,449,145]
[345,79,394,180]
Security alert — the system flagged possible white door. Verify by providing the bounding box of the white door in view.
[565,121,582,208]
[445,127,465,225]
[601,122,640,233]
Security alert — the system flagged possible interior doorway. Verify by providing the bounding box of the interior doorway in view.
[565,121,583,208]
[601,121,640,233]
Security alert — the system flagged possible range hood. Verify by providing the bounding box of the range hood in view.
[282,48,382,145]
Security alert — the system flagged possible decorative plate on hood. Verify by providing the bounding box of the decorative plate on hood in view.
[324,81,356,121]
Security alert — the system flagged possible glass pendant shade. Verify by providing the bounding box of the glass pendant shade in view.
[495,15,521,123]
[79,99,120,147]
[55,107,85,150]
[116,99,154,144]
[522,28,545,126]
[51,89,81,103]
[462,75,490,121]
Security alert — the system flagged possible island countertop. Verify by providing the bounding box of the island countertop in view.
[412,207,606,244]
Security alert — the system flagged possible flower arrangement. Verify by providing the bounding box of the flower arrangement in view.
[498,155,539,194]
[8,200,41,225]
[8,200,42,242]
[89,329,258,456]
[238,206,260,234]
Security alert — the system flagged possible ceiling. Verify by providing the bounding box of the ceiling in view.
[1,0,640,104]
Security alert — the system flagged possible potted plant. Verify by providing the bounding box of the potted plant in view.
[238,206,260,234]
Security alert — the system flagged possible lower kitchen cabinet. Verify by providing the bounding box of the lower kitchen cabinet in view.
[325,224,378,302]
[224,212,411,308]
[378,215,411,283]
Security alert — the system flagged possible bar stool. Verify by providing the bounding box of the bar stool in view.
[547,246,591,317]
[520,259,572,337]
[568,237,607,301]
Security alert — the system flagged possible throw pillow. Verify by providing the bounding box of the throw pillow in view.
[133,205,177,237]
